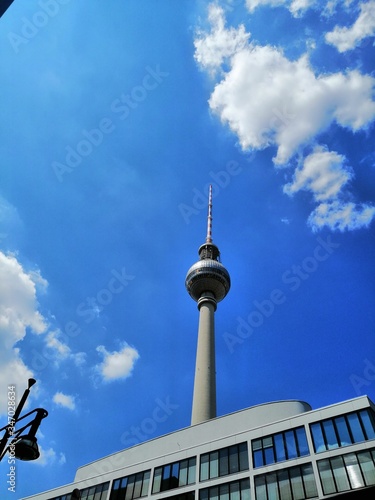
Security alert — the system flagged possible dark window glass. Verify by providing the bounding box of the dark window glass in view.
[344,453,365,489]
[318,450,375,495]
[179,460,188,486]
[284,430,298,459]
[87,487,96,500]
[278,469,292,499]
[219,448,229,476]
[274,433,286,462]
[295,427,309,457]
[238,442,249,471]
[253,449,264,468]
[152,468,162,493]
[360,409,375,440]
[301,464,318,498]
[210,451,219,479]
[141,471,150,497]
[188,457,196,484]
[210,486,219,500]
[264,445,275,465]
[331,455,350,492]
[322,420,339,450]
[347,413,365,443]
[200,489,209,500]
[229,446,239,473]
[318,459,336,495]
[254,475,267,500]
[201,444,248,480]
[201,479,249,500]
[255,464,318,500]
[358,450,375,486]
[171,463,179,489]
[200,454,209,481]
[133,473,143,499]
[252,427,310,468]
[219,483,229,500]
[310,422,325,452]
[125,476,135,500]
[335,416,352,446]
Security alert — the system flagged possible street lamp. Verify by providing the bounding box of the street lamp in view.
[0,378,48,462]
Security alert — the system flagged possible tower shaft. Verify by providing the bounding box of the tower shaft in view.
[185,185,230,426]
[191,293,217,425]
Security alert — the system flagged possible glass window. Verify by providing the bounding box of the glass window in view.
[358,450,375,486]
[229,446,239,473]
[253,449,264,468]
[274,434,286,462]
[347,413,365,443]
[179,460,188,486]
[289,467,304,500]
[239,443,249,471]
[278,469,292,500]
[331,456,350,492]
[284,430,297,459]
[125,476,135,500]
[219,483,229,500]
[201,454,209,481]
[201,444,248,480]
[301,464,318,498]
[152,468,162,493]
[318,460,336,496]
[255,475,267,500]
[310,422,325,453]
[360,410,375,440]
[266,473,278,500]
[322,420,338,450]
[200,489,209,500]
[229,482,240,500]
[171,463,180,489]
[133,473,143,499]
[210,486,219,500]
[344,453,365,489]
[335,416,351,446]
[188,457,196,484]
[141,471,150,497]
[264,445,275,465]
[240,479,250,500]
[87,487,95,500]
[295,427,309,457]
[219,449,229,476]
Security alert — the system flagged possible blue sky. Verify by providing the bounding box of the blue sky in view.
[0,0,374,497]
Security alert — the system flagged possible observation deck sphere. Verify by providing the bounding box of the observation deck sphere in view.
[185,259,231,302]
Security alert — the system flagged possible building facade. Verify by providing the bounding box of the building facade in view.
[24,395,375,500]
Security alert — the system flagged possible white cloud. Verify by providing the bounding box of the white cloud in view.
[95,343,140,382]
[284,149,353,201]
[195,5,375,232]
[308,201,375,231]
[43,330,86,367]
[34,445,66,466]
[208,48,375,164]
[0,252,48,414]
[53,392,76,410]
[194,4,249,74]
[245,0,316,17]
[326,1,375,52]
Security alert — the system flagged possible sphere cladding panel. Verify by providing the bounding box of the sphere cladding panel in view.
[185,260,230,302]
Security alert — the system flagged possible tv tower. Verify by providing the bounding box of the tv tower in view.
[185,185,231,425]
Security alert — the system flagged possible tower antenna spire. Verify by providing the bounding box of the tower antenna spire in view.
[206,185,213,244]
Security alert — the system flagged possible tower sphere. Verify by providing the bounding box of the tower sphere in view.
[185,244,231,303]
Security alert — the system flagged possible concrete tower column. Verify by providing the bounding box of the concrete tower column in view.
[191,293,217,425]
[185,186,230,426]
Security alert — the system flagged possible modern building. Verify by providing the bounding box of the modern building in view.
[23,190,375,500]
